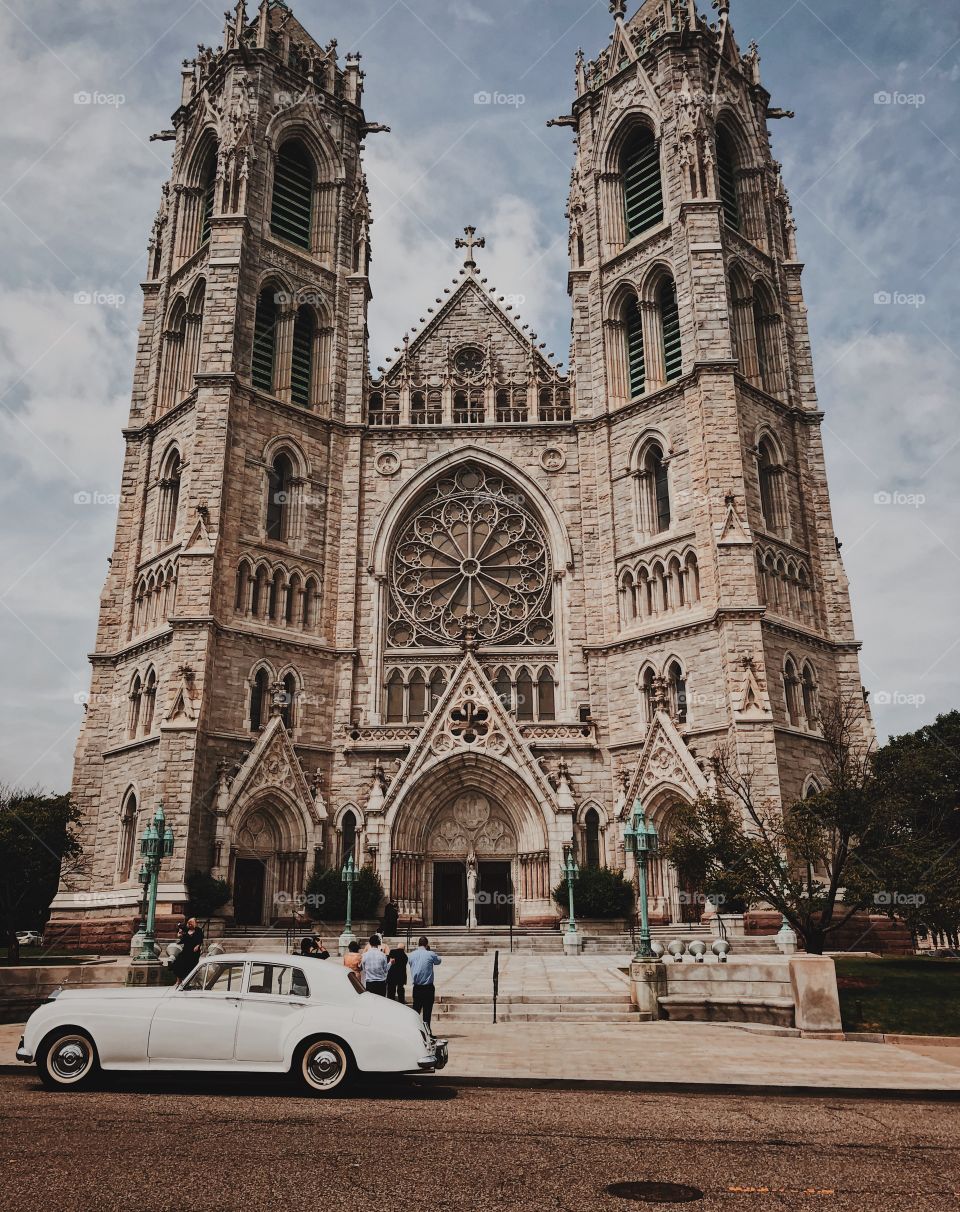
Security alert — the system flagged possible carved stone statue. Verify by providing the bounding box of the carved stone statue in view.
[466,851,479,928]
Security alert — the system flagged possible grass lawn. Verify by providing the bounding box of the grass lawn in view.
[835,956,960,1036]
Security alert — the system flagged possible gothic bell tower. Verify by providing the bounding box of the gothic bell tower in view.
[558,0,870,831]
[51,0,375,945]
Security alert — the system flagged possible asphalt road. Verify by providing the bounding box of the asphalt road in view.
[2,1070,958,1211]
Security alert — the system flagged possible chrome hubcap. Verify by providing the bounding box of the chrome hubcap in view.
[51,1037,90,1081]
[305,1045,343,1089]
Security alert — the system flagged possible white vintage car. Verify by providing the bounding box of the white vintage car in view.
[16,952,447,1094]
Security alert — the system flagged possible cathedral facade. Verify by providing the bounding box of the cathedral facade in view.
[51,0,870,946]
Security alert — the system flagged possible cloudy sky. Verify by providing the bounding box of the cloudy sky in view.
[1,0,957,792]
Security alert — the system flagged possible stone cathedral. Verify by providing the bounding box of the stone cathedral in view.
[51,0,870,948]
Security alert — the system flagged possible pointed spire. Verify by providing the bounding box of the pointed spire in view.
[610,0,627,20]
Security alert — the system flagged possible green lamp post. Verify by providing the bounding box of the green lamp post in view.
[339,854,357,954]
[563,846,580,935]
[134,802,175,964]
[625,798,659,961]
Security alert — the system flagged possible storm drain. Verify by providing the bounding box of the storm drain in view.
[605,1181,704,1204]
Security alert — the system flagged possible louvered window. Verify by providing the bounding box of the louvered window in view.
[291,306,315,407]
[200,148,217,246]
[659,279,682,381]
[271,139,314,249]
[626,296,645,398]
[716,128,741,231]
[252,289,278,393]
[621,129,663,239]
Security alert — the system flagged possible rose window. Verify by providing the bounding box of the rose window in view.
[387,464,554,647]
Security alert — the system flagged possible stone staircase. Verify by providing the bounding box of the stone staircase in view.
[433,988,640,1024]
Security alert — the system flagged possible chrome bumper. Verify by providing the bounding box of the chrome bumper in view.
[417,1038,448,1072]
[16,1038,33,1064]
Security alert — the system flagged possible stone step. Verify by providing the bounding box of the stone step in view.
[436,1011,641,1024]
[437,992,631,1005]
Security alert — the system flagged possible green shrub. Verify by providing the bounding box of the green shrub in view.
[185,872,231,921]
[304,864,384,922]
[552,865,635,920]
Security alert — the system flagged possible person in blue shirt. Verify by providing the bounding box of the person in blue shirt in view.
[360,934,390,995]
[408,936,441,1033]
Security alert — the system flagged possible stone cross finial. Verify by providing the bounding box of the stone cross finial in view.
[610,0,627,19]
[455,225,485,269]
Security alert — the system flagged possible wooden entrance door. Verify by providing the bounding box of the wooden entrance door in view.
[478,861,513,925]
[233,858,266,926]
[433,861,467,925]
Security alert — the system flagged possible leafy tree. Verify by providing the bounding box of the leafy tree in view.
[663,697,924,954]
[185,871,231,931]
[870,711,960,945]
[0,785,83,964]
[552,865,635,920]
[303,864,384,923]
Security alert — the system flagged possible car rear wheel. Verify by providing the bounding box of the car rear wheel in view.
[38,1030,98,1090]
[296,1038,352,1095]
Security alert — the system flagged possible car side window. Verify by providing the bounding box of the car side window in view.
[182,962,245,993]
[247,962,310,998]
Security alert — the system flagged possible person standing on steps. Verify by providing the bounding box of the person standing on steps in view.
[408,935,442,1034]
[386,943,408,1003]
[360,933,390,995]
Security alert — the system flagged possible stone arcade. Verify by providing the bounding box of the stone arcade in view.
[51,0,871,948]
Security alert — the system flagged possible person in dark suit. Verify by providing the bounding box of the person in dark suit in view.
[171,917,204,984]
[386,945,408,1003]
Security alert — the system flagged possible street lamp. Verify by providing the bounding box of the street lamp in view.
[563,846,579,936]
[625,797,659,961]
[134,802,175,965]
[339,853,357,954]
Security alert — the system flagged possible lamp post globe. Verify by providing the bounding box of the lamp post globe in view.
[628,798,659,962]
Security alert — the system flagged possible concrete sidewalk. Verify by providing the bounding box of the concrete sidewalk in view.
[5,1016,960,1096]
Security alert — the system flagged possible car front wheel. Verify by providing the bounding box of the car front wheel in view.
[296,1038,352,1095]
[38,1030,98,1090]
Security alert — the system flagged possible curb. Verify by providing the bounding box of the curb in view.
[2,1062,959,1100]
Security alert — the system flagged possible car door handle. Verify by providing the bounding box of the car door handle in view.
[225,997,241,1004]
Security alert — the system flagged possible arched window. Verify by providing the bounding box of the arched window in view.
[117,789,138,878]
[625,295,645,398]
[493,667,513,712]
[249,668,270,731]
[620,570,637,623]
[199,145,217,247]
[235,559,251,613]
[585,808,601,869]
[667,660,687,724]
[341,810,357,866]
[159,298,187,412]
[280,672,297,730]
[291,305,316,408]
[537,667,557,721]
[516,668,535,722]
[658,277,682,381]
[302,577,319,628]
[408,669,427,722]
[753,282,784,396]
[784,658,801,727]
[385,669,405,723]
[157,448,181,544]
[252,287,279,394]
[270,138,314,250]
[128,674,142,738]
[801,662,819,730]
[621,127,663,239]
[142,668,157,733]
[637,442,670,535]
[429,668,447,710]
[716,126,741,232]
[640,666,656,725]
[266,453,293,542]
[757,436,787,535]
[269,569,285,621]
[286,572,301,625]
